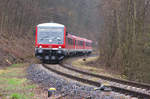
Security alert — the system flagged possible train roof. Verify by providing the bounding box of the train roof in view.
[37,23,65,27]
[68,34,92,43]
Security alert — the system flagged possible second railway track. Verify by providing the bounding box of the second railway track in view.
[42,62,150,98]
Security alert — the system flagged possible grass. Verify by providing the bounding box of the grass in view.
[72,56,122,78]
[10,93,27,99]
[11,64,22,67]
[0,63,45,99]
[72,56,104,74]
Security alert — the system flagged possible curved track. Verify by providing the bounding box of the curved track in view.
[60,64,150,99]
[42,57,150,98]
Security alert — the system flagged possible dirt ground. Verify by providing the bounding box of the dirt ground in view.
[0,63,49,99]
[0,36,35,68]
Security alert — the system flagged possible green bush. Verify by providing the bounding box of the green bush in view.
[11,93,21,99]
[11,93,27,99]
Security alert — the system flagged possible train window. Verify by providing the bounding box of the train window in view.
[78,41,83,46]
[68,38,74,45]
[71,39,73,45]
[86,42,88,46]
[78,41,80,45]
[89,43,91,47]
[68,38,70,44]
[79,41,81,46]
[70,39,72,45]
[81,41,83,46]
[86,42,91,47]
[38,27,64,44]
[67,38,69,44]
[88,43,90,47]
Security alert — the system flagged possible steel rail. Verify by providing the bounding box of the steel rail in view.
[43,64,150,98]
[60,63,150,90]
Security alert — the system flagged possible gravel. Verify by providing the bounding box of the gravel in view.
[27,64,131,99]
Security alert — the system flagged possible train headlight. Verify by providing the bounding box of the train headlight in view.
[59,46,61,49]
[39,46,42,48]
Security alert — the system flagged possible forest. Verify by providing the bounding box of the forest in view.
[0,0,150,83]
[99,0,150,83]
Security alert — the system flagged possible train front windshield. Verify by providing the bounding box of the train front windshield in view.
[37,27,64,44]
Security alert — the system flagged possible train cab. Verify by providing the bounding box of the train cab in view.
[35,23,66,62]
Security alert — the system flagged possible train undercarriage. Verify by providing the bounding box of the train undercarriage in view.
[35,48,92,63]
[35,48,65,63]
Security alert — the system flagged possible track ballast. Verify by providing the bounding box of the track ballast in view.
[42,63,150,99]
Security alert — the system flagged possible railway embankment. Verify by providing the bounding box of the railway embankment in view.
[0,37,35,68]
[27,64,106,99]
[0,63,47,99]
[28,62,147,98]
[68,56,122,79]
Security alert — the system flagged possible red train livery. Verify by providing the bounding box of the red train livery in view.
[35,23,92,62]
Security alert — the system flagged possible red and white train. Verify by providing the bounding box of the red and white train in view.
[35,23,92,62]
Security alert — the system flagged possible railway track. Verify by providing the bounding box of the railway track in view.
[43,63,150,99]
